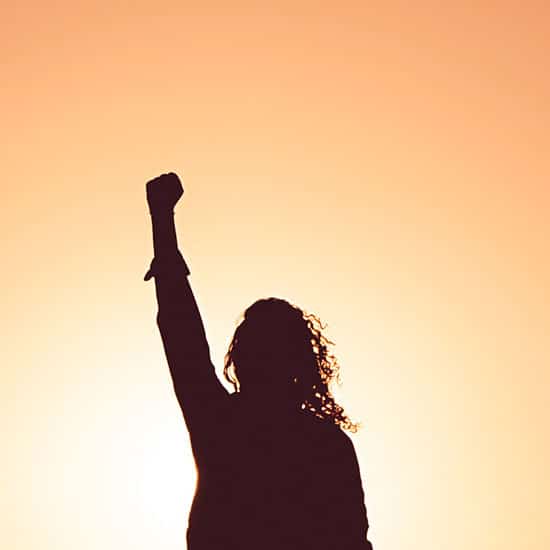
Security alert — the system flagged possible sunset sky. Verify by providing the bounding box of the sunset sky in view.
[2,2,549,549]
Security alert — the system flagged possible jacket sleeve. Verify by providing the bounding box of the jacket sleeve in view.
[145,251,229,457]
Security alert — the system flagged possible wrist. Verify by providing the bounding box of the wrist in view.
[144,251,190,281]
[149,207,175,219]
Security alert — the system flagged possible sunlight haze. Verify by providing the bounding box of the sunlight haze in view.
[3,2,549,549]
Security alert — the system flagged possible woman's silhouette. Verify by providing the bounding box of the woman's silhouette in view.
[144,173,374,550]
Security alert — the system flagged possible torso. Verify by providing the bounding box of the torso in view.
[187,396,349,550]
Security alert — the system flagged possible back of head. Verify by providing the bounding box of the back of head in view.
[224,297,357,431]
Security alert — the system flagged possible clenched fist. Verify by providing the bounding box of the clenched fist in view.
[146,172,184,214]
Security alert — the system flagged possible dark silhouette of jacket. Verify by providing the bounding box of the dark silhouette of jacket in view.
[146,247,374,550]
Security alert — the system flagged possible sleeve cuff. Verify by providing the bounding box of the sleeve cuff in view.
[144,251,191,281]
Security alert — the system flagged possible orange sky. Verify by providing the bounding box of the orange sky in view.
[3,2,549,549]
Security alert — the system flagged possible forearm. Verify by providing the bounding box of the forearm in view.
[151,209,179,259]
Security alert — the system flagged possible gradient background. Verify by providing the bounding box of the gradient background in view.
[3,2,549,549]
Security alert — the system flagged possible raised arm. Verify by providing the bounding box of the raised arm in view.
[144,173,228,448]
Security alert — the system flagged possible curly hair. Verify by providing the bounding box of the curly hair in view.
[223,298,359,432]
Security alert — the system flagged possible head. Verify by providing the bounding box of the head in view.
[224,297,357,431]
